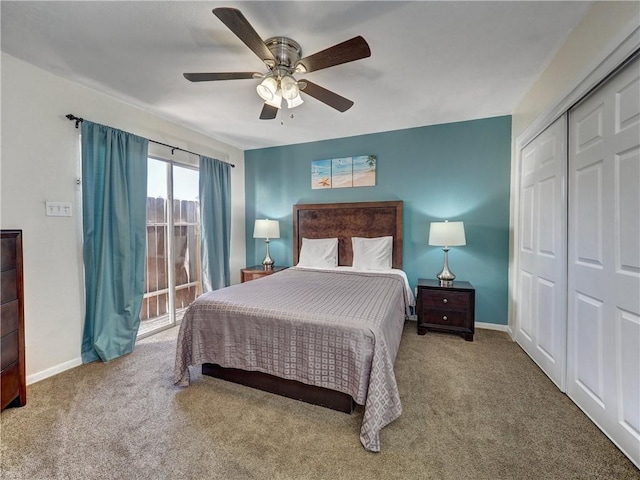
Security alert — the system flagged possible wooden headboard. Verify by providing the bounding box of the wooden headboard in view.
[293,201,404,269]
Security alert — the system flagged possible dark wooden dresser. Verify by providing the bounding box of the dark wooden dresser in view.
[1,230,26,411]
[417,278,475,341]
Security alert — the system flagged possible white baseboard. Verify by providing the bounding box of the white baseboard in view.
[476,322,510,333]
[27,357,83,385]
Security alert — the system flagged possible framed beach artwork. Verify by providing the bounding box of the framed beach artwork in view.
[311,159,332,189]
[312,155,376,190]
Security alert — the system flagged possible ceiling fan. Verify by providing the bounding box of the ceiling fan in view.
[183,7,371,120]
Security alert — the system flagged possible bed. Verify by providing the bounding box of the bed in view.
[174,201,412,452]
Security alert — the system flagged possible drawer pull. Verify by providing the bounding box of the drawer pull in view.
[443,316,448,321]
[443,298,448,304]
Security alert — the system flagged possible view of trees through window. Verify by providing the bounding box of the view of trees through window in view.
[138,158,201,337]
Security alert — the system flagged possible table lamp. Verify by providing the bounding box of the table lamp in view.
[428,220,466,284]
[253,219,280,269]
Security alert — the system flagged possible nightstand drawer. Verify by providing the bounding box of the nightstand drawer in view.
[423,290,470,310]
[423,309,468,328]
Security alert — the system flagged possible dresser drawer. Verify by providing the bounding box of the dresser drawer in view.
[1,270,17,304]
[1,300,19,336]
[1,362,21,409]
[1,237,16,271]
[1,330,19,370]
[423,290,471,310]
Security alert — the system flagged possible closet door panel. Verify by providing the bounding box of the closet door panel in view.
[574,292,605,406]
[568,56,640,468]
[536,277,558,361]
[515,115,567,390]
[617,148,639,274]
[618,310,640,438]
[574,161,604,266]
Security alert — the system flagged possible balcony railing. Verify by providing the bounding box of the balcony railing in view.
[139,197,201,333]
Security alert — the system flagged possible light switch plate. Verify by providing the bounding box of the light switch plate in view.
[45,201,72,217]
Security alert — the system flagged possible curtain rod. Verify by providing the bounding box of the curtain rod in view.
[65,114,235,168]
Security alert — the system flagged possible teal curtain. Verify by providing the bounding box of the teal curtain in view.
[81,121,149,363]
[199,156,232,291]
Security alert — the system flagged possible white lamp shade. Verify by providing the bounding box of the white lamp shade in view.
[256,77,278,101]
[280,75,299,100]
[286,93,304,108]
[253,219,280,239]
[265,89,282,108]
[428,221,466,247]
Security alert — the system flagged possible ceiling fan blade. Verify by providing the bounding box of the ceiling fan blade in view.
[184,72,257,82]
[299,81,354,112]
[213,7,277,65]
[295,36,371,73]
[259,104,279,120]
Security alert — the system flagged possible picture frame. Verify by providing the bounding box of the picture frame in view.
[311,155,376,190]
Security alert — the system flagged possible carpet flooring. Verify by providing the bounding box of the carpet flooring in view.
[1,323,638,479]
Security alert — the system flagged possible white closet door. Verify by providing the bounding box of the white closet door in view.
[567,56,640,468]
[516,115,567,390]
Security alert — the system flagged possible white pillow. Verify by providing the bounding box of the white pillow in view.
[297,238,338,268]
[352,236,393,270]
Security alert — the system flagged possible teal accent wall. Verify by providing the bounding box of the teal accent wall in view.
[245,115,511,325]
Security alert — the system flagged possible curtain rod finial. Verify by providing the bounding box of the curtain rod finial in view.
[66,114,83,128]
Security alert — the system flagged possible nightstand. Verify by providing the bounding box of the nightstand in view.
[416,278,475,341]
[241,265,288,283]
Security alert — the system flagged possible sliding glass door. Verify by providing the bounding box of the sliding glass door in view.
[138,158,201,337]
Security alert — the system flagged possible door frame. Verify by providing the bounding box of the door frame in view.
[138,156,201,339]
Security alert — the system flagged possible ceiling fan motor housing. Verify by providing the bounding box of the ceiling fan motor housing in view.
[264,37,302,71]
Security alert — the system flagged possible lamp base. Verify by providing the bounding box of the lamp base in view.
[262,240,274,270]
[437,248,456,285]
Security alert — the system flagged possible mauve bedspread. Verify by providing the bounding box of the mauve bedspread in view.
[174,267,411,452]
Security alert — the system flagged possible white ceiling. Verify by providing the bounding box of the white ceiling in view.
[1,1,592,150]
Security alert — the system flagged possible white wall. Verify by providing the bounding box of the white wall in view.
[0,53,246,383]
[507,1,640,333]
[512,1,640,140]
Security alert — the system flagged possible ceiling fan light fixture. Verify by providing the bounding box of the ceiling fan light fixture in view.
[256,76,278,101]
[188,9,370,120]
[287,93,304,109]
[280,75,299,100]
[265,89,283,109]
